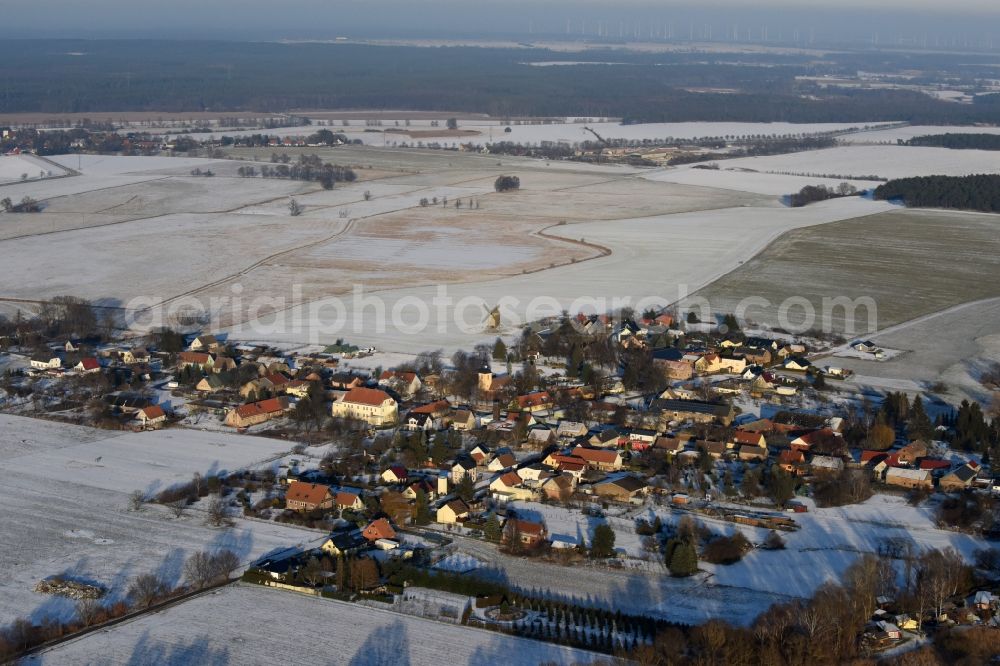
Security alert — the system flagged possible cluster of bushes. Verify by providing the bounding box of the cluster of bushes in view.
[237,154,356,189]
[787,182,858,207]
[494,175,520,192]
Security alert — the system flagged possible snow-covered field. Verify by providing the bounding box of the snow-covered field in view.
[0,414,293,492]
[822,296,1000,404]
[241,195,894,353]
[0,153,69,185]
[717,144,1000,180]
[24,584,605,665]
[840,124,1000,145]
[169,120,873,148]
[0,415,315,625]
[643,164,883,195]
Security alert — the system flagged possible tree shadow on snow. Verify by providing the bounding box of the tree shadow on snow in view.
[347,619,411,666]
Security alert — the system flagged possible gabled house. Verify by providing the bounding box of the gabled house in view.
[30,355,62,370]
[378,370,422,398]
[362,518,397,542]
[592,475,648,503]
[939,464,978,492]
[335,490,365,511]
[571,446,623,472]
[450,457,478,484]
[189,335,220,353]
[449,409,476,431]
[542,474,575,502]
[331,387,398,427]
[135,405,167,428]
[732,430,767,448]
[556,421,588,439]
[884,467,933,490]
[381,465,409,485]
[224,397,290,428]
[514,391,554,413]
[285,481,335,511]
[196,374,226,392]
[783,357,812,372]
[320,531,367,557]
[487,451,518,472]
[897,440,929,466]
[436,498,470,524]
[490,472,535,502]
[119,348,151,365]
[74,357,101,374]
[178,351,213,370]
[503,518,548,547]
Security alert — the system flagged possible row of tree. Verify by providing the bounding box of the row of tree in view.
[874,174,1000,212]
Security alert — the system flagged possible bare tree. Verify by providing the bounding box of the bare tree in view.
[184,551,216,589]
[128,490,146,512]
[167,500,186,518]
[127,573,168,608]
[205,495,232,527]
[75,598,102,626]
[209,549,241,580]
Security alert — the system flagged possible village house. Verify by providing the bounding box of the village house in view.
[653,399,734,426]
[810,455,845,475]
[196,374,226,392]
[556,421,588,439]
[178,351,213,371]
[738,445,768,462]
[542,474,575,501]
[451,457,478,484]
[778,449,807,474]
[331,387,398,427]
[381,465,409,484]
[30,355,62,370]
[362,518,397,542]
[503,518,548,547]
[188,334,221,353]
[335,490,365,512]
[592,475,648,503]
[490,472,536,502]
[514,391,554,413]
[732,430,767,448]
[652,348,694,380]
[378,370,422,398]
[224,397,291,428]
[119,348,150,365]
[884,467,933,490]
[449,409,476,431]
[285,481,336,511]
[436,498,470,524]
[487,451,518,472]
[571,446,623,472]
[74,357,101,374]
[477,364,512,400]
[783,357,812,372]
[589,428,622,448]
[320,531,367,557]
[134,405,167,429]
[897,440,929,466]
[939,464,979,492]
[329,372,365,390]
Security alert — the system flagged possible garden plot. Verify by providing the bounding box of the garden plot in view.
[24,584,604,666]
[695,208,1000,335]
[716,144,1000,180]
[506,501,646,557]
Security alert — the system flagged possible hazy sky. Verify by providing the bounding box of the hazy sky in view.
[5,1,1000,45]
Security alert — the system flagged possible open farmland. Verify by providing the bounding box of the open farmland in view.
[0,154,70,185]
[22,584,605,666]
[0,415,320,626]
[814,296,1000,403]
[694,208,1000,334]
[716,144,1000,180]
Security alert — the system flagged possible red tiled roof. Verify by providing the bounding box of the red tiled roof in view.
[733,430,764,445]
[363,518,396,541]
[572,446,620,464]
[234,397,289,419]
[78,358,100,371]
[138,405,165,420]
[335,491,361,507]
[496,471,522,488]
[343,387,394,407]
[179,351,211,364]
[919,459,951,470]
[286,481,332,506]
[516,392,552,409]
